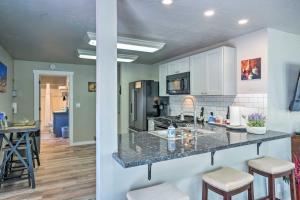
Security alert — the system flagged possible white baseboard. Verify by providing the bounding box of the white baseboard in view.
[71,140,96,146]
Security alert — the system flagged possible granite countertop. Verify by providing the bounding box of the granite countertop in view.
[112,124,291,168]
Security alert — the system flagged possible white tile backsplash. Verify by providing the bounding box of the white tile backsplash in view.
[169,93,268,119]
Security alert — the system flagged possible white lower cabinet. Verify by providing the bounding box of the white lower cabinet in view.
[190,46,236,96]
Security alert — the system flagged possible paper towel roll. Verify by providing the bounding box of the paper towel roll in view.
[230,106,241,126]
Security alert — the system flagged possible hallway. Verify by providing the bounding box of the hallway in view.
[0,132,96,200]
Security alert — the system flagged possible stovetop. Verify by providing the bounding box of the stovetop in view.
[153,115,195,128]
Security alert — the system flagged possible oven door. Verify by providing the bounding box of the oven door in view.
[166,72,190,95]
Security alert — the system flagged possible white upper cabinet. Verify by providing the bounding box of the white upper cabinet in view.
[190,52,206,95]
[167,57,190,75]
[190,46,236,96]
[205,48,223,95]
[159,64,168,96]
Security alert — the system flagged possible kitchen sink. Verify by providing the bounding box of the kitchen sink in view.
[180,127,215,135]
[149,128,214,140]
[148,130,188,140]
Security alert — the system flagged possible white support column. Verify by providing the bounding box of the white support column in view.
[96,0,118,199]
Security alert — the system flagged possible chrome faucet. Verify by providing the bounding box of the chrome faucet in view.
[181,96,197,131]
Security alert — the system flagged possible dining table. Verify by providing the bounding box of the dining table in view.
[0,122,40,188]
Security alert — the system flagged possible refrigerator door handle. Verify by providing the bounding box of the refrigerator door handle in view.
[134,90,137,121]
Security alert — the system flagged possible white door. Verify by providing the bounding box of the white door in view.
[190,53,206,95]
[159,64,168,96]
[205,48,223,95]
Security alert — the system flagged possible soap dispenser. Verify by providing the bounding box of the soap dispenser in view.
[167,122,176,138]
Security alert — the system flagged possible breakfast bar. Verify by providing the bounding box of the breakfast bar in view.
[113,125,291,181]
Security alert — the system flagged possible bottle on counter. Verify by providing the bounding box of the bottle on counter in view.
[208,112,216,123]
[167,123,176,138]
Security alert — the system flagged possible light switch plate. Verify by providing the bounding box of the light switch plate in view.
[76,103,81,108]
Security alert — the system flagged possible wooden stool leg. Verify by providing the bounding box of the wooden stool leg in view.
[248,167,255,200]
[224,193,231,200]
[268,175,276,200]
[202,182,208,200]
[290,170,297,200]
[248,182,254,200]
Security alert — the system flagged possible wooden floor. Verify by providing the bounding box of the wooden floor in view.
[0,131,96,200]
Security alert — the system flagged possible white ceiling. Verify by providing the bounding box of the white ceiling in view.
[0,0,300,65]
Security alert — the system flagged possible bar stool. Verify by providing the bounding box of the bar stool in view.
[202,167,254,200]
[127,183,190,200]
[248,156,296,200]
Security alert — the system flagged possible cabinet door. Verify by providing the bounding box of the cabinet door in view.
[205,48,223,95]
[175,57,190,73]
[159,64,168,96]
[167,57,190,75]
[167,61,176,75]
[190,53,206,95]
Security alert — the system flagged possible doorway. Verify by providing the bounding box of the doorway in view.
[33,70,74,145]
[39,75,69,138]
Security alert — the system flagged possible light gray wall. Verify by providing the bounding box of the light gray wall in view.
[227,29,268,94]
[0,45,13,120]
[119,63,159,133]
[13,60,96,143]
[268,29,300,133]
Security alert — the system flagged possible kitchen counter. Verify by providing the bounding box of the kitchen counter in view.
[113,124,291,168]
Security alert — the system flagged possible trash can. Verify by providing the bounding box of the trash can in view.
[61,126,69,138]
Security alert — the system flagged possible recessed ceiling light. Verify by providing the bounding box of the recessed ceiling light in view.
[238,19,249,25]
[204,10,215,17]
[162,0,173,5]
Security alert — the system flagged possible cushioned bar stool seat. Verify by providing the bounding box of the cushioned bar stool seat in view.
[202,167,254,200]
[127,183,189,200]
[248,157,296,200]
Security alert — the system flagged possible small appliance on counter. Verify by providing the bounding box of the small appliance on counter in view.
[153,96,170,117]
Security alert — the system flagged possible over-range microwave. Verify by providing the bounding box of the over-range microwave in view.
[166,72,190,95]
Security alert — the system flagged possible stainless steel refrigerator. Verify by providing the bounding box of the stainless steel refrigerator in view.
[129,80,159,131]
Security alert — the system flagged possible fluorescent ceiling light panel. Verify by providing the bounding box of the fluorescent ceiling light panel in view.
[86,32,165,53]
[117,54,139,63]
[117,36,165,53]
[77,49,138,62]
[77,49,96,60]
[86,32,96,46]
